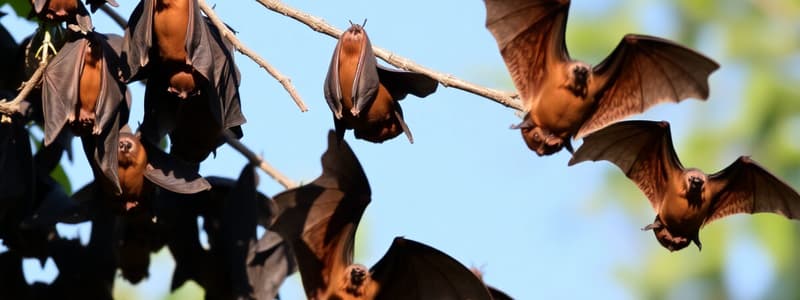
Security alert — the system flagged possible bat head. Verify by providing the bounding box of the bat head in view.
[118,132,145,168]
[343,264,371,297]
[566,62,591,98]
[34,0,78,20]
[341,22,368,50]
[683,169,707,199]
[519,125,564,156]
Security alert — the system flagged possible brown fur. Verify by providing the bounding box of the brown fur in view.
[73,40,103,135]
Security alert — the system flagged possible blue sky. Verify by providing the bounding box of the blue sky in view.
[1,0,777,299]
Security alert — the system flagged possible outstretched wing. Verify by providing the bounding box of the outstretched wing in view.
[270,130,371,298]
[247,231,297,300]
[577,35,719,138]
[569,120,684,212]
[704,157,800,225]
[370,237,492,300]
[484,0,571,109]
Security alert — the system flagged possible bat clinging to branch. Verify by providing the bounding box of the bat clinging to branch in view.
[569,121,800,251]
[483,0,719,156]
[324,23,438,144]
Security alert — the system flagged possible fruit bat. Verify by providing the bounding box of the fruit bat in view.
[134,15,245,164]
[483,0,719,156]
[124,0,212,98]
[324,23,438,143]
[569,120,800,251]
[270,130,492,299]
[42,30,129,195]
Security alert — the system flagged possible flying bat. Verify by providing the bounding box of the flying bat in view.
[270,130,492,299]
[42,30,129,195]
[324,23,438,143]
[569,120,800,251]
[483,0,719,156]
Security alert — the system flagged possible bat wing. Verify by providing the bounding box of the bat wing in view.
[704,157,800,225]
[122,0,154,81]
[202,17,245,131]
[569,120,684,212]
[141,139,212,194]
[270,130,371,298]
[323,37,344,118]
[42,37,83,146]
[370,237,492,300]
[484,0,571,109]
[219,164,259,298]
[185,0,214,84]
[247,230,297,300]
[376,65,438,101]
[576,35,719,138]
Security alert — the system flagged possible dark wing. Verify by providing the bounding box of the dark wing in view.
[202,17,245,131]
[376,65,438,101]
[122,0,154,81]
[484,0,571,108]
[141,139,212,193]
[488,285,514,300]
[704,157,800,225]
[219,164,259,298]
[323,36,344,118]
[269,130,371,298]
[88,33,129,196]
[576,34,719,138]
[247,231,297,300]
[370,237,492,300]
[568,120,683,212]
[42,37,83,146]
[185,0,214,84]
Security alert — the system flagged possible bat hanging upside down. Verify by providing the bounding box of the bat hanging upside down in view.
[569,120,800,252]
[483,0,719,156]
[324,22,438,144]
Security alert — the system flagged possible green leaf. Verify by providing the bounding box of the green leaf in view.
[1,0,33,19]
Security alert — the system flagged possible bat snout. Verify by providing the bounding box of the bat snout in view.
[119,139,134,154]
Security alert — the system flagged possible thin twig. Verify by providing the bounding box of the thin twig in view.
[255,0,523,111]
[199,0,309,112]
[0,63,46,123]
[99,5,127,30]
[223,130,298,189]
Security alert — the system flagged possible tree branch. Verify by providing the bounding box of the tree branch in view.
[223,130,298,189]
[199,0,309,112]
[255,0,523,111]
[0,62,45,123]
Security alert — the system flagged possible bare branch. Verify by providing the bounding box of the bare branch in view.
[255,0,523,111]
[223,130,298,189]
[199,0,309,112]
[0,62,46,123]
